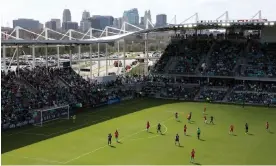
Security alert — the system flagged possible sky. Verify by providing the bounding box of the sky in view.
[1,0,276,27]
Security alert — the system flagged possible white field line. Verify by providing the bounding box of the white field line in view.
[47,116,110,137]
[2,99,147,164]
[4,154,64,164]
[3,117,112,164]
[63,116,174,164]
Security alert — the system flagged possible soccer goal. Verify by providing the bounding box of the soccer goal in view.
[32,105,70,127]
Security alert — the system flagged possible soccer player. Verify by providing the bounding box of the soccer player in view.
[175,112,178,121]
[190,149,195,163]
[114,130,119,142]
[197,127,201,140]
[146,121,150,132]
[245,123,249,134]
[229,124,234,135]
[108,133,112,145]
[204,115,207,124]
[266,122,269,132]
[184,124,187,135]
[72,115,76,123]
[175,133,180,146]
[203,107,206,114]
[157,123,162,134]
[210,116,214,124]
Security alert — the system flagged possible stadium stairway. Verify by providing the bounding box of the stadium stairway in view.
[165,58,179,74]
[198,42,216,74]
[163,57,175,74]
[223,86,234,102]
[17,76,37,93]
[232,57,243,74]
[56,75,71,87]
[193,87,203,100]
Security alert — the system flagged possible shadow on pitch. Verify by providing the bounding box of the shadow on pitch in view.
[193,162,201,165]
[117,141,123,144]
[185,134,191,137]
[148,131,154,134]
[232,134,237,136]
[248,133,254,136]
[269,131,274,134]
[199,138,205,141]
[2,98,181,154]
[109,145,116,148]
[178,145,184,148]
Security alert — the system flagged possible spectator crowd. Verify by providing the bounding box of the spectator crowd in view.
[2,39,276,130]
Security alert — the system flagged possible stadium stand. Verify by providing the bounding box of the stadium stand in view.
[204,40,244,76]
[2,35,276,130]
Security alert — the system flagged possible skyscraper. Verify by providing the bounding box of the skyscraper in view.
[123,8,139,31]
[82,10,90,20]
[113,17,123,29]
[140,17,144,25]
[62,9,72,22]
[62,22,78,31]
[143,10,152,28]
[13,19,40,30]
[51,19,61,29]
[80,10,91,32]
[45,20,57,30]
[156,14,167,27]
[89,15,114,30]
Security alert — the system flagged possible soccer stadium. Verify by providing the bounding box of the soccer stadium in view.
[1,11,276,165]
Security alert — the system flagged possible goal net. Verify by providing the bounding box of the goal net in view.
[32,105,70,127]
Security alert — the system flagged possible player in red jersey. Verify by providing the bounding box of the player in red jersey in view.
[184,124,187,135]
[146,121,150,132]
[115,130,119,142]
[229,125,234,135]
[190,149,195,163]
[175,112,179,121]
[204,115,207,124]
[266,122,269,131]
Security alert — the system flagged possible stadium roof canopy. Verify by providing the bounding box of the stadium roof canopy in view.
[1,32,137,45]
[1,20,276,45]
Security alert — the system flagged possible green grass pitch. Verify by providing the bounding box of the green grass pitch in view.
[2,98,276,165]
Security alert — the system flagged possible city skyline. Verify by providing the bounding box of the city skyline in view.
[1,0,276,28]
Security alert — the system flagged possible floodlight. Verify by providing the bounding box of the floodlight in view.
[226,23,230,26]
[193,24,197,27]
[188,24,192,28]
[269,22,275,26]
[184,25,188,28]
[264,22,269,26]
